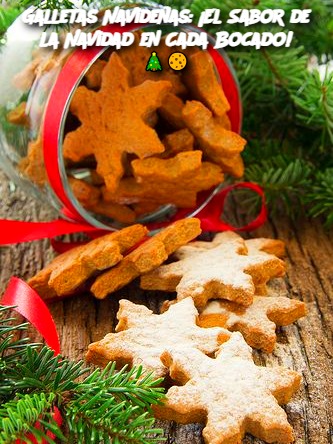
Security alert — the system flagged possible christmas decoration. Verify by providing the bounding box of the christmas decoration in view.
[0,304,165,443]
[145,52,162,71]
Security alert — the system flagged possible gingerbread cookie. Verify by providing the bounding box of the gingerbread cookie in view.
[154,333,301,444]
[190,235,286,260]
[103,151,223,208]
[91,218,201,299]
[85,59,106,89]
[158,93,186,129]
[246,237,286,258]
[19,135,47,186]
[183,51,230,119]
[140,231,286,310]
[86,200,136,224]
[160,128,194,158]
[63,52,171,191]
[68,176,101,207]
[197,293,306,352]
[7,102,29,127]
[86,297,230,378]
[28,224,147,299]
[182,101,246,177]
[69,176,135,224]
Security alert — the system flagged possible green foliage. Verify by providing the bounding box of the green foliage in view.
[307,168,333,227]
[244,156,312,217]
[0,305,165,443]
[187,0,333,226]
[0,393,64,444]
[0,5,21,35]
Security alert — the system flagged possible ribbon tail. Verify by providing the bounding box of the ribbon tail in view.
[1,277,60,354]
[0,219,106,245]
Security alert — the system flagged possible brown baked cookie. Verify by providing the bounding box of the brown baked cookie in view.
[86,297,230,378]
[158,93,186,129]
[190,234,286,259]
[91,218,201,299]
[182,100,246,177]
[154,333,301,444]
[183,51,230,119]
[28,224,148,299]
[85,59,107,89]
[159,128,194,158]
[197,294,306,352]
[103,151,223,208]
[63,52,171,191]
[7,102,29,127]
[140,231,286,310]
[86,200,136,224]
[19,135,47,186]
[68,176,135,224]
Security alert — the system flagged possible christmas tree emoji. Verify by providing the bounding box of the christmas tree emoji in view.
[146,52,162,71]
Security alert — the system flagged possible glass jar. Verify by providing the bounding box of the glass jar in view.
[0,4,242,230]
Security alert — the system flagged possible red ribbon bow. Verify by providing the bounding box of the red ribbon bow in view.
[1,278,62,444]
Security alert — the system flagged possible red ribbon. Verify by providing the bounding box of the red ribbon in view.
[0,218,107,245]
[0,182,267,248]
[194,182,267,232]
[1,277,62,443]
[1,277,60,354]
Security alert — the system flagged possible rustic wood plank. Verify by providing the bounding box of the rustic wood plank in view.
[1,170,332,444]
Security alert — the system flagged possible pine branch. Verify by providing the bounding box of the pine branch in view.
[0,306,165,443]
[0,392,65,444]
[244,156,312,217]
[293,69,333,145]
[307,168,333,227]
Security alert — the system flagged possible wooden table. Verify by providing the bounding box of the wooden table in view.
[1,170,332,444]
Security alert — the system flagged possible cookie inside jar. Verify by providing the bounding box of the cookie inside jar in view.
[62,29,247,227]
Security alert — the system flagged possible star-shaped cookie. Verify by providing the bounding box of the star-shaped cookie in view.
[86,297,230,378]
[198,294,306,352]
[154,333,301,444]
[141,232,286,310]
[63,52,171,191]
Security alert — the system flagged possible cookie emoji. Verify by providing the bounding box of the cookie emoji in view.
[154,333,301,444]
[86,297,230,378]
[28,224,148,299]
[140,231,286,310]
[168,52,187,71]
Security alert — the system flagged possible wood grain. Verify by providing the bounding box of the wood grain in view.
[0,170,332,444]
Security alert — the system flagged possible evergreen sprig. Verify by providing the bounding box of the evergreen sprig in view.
[0,305,165,443]
[184,0,333,226]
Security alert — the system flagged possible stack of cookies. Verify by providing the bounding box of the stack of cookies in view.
[28,218,306,444]
[11,32,246,223]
